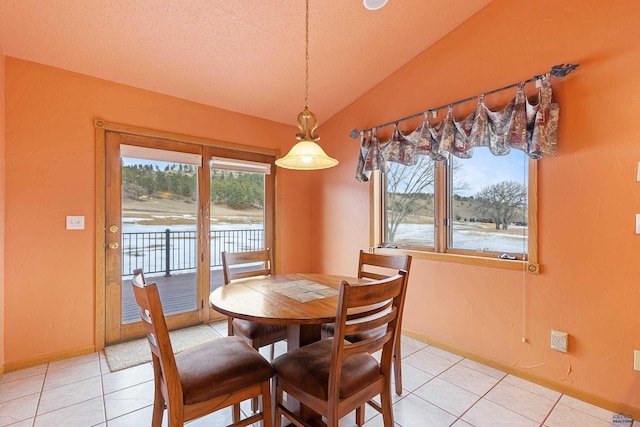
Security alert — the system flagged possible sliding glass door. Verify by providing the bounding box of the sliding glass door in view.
[103,131,275,343]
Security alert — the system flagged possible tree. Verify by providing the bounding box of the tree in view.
[476,180,527,230]
[210,170,264,209]
[385,157,468,242]
[386,157,435,242]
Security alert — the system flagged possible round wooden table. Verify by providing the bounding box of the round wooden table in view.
[209,273,365,350]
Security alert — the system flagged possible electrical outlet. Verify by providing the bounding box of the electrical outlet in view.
[551,330,568,353]
[66,215,85,230]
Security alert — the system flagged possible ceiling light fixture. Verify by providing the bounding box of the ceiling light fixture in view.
[363,0,388,11]
[275,0,338,171]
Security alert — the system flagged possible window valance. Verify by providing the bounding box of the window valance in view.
[355,74,561,182]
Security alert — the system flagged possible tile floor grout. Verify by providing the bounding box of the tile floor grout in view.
[0,322,636,427]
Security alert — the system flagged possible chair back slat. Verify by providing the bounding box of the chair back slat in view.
[222,249,272,284]
[344,308,397,337]
[358,251,411,280]
[343,330,394,357]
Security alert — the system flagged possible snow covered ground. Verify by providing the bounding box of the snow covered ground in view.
[393,222,528,255]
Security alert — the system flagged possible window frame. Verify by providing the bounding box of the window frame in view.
[371,156,539,273]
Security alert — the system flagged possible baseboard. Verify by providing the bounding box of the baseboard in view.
[4,345,96,373]
[403,329,639,421]
[0,363,5,381]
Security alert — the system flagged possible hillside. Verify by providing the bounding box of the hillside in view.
[123,197,263,226]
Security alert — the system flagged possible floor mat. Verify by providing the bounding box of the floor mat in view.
[104,324,220,371]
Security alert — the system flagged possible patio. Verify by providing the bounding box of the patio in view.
[121,269,225,324]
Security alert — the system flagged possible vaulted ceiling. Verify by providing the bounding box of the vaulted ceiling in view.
[0,0,492,125]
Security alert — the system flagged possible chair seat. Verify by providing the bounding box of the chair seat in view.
[176,336,274,405]
[272,338,380,401]
[322,323,386,343]
[232,318,287,340]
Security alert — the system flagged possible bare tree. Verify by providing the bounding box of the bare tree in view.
[386,157,435,242]
[386,157,468,242]
[476,181,527,230]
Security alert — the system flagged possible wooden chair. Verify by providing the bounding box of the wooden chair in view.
[272,271,408,427]
[221,249,288,358]
[222,248,273,284]
[221,249,287,412]
[131,269,274,427]
[322,250,412,396]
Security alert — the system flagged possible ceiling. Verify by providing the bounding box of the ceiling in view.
[0,0,492,125]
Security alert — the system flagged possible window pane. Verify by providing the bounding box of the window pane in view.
[121,157,198,322]
[450,149,528,255]
[209,167,266,292]
[385,157,435,248]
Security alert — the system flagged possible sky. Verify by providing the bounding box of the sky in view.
[453,147,528,197]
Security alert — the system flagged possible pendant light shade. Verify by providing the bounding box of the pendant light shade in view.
[275,140,339,170]
[276,0,338,171]
[363,0,388,11]
[276,105,339,170]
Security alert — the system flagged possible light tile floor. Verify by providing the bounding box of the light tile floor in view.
[0,321,636,427]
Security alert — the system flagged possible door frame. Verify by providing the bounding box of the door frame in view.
[95,119,277,349]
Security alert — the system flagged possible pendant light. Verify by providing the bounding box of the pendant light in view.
[275,0,338,171]
[363,0,388,11]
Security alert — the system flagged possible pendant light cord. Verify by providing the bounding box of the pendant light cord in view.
[304,0,310,109]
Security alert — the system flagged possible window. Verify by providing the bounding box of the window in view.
[362,75,559,273]
[376,148,538,272]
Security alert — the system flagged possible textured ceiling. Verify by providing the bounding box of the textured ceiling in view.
[0,0,492,125]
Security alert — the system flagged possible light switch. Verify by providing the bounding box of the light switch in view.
[66,216,85,230]
[637,162,640,182]
[636,214,640,235]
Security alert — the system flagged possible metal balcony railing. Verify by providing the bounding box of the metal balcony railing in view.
[121,228,264,277]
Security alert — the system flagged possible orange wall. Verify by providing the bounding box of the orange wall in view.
[4,0,640,413]
[0,44,6,369]
[3,58,314,364]
[316,0,640,412]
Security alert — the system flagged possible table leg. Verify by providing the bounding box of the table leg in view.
[286,324,321,350]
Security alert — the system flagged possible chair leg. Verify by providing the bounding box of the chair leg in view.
[394,335,403,395]
[151,391,164,427]
[270,343,275,360]
[168,404,185,427]
[251,340,260,413]
[274,379,283,427]
[327,402,340,427]
[232,403,241,424]
[380,386,394,427]
[356,405,365,426]
[227,317,234,337]
[261,380,273,427]
[151,369,164,427]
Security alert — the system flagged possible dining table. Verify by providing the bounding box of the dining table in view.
[209,272,367,350]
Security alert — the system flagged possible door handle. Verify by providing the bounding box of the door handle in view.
[108,242,119,250]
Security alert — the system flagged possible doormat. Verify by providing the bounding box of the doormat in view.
[104,324,220,372]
